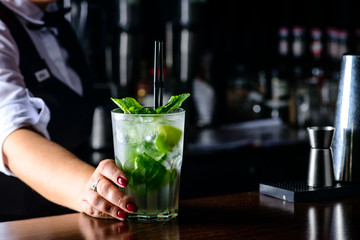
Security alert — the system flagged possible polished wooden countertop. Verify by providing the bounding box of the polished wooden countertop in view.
[1,191,360,239]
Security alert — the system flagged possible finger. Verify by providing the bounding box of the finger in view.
[88,190,129,220]
[81,195,128,221]
[81,199,111,219]
[98,159,128,188]
[94,178,138,213]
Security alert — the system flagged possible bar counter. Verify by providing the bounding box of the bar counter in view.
[1,191,360,239]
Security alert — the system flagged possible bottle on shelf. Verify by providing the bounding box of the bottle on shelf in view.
[326,27,341,116]
[290,26,309,127]
[337,29,349,59]
[355,28,360,52]
[134,60,152,106]
[292,26,307,69]
[326,28,340,80]
[226,63,255,122]
[307,28,333,125]
[192,51,216,127]
[267,26,291,122]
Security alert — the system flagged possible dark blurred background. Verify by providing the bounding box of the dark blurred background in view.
[2,0,360,222]
[62,0,360,198]
[63,0,360,124]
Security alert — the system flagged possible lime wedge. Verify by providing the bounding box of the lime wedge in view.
[155,125,182,153]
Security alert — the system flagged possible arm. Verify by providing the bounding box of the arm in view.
[3,127,137,220]
[3,127,92,211]
[0,13,137,221]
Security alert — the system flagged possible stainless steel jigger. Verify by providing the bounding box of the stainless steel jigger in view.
[307,126,335,187]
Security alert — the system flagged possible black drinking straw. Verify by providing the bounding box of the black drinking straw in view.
[159,42,164,106]
[153,41,164,109]
[153,41,159,109]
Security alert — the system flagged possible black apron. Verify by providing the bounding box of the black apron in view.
[0,3,95,221]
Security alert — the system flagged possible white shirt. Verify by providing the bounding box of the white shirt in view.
[0,0,83,175]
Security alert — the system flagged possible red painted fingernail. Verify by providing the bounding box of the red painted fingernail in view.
[126,202,138,212]
[117,210,128,219]
[118,177,128,187]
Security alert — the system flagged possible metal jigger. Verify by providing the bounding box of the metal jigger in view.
[333,54,360,183]
[307,126,335,187]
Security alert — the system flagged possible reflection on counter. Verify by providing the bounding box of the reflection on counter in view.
[260,194,352,240]
[78,214,136,240]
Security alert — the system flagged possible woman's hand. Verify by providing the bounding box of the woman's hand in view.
[79,159,138,221]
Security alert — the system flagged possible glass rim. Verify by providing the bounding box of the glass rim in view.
[111,107,185,116]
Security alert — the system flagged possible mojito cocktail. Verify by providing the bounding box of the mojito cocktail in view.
[111,105,185,221]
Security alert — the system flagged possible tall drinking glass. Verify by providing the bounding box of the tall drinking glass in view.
[111,108,185,221]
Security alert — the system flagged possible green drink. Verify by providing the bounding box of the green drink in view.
[111,94,188,221]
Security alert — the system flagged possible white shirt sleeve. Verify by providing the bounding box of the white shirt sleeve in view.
[0,19,51,176]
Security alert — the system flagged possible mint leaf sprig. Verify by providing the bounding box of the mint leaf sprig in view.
[111,93,190,114]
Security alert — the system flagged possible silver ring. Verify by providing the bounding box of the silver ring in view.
[92,178,101,192]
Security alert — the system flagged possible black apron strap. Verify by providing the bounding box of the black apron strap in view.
[0,2,51,87]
